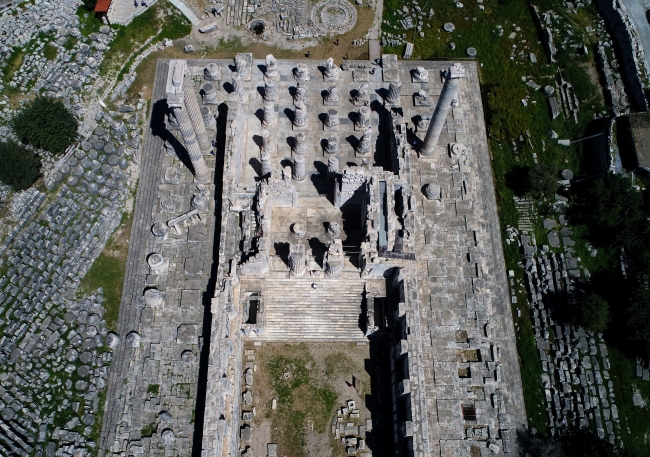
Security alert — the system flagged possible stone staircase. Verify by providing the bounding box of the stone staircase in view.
[260,279,367,341]
[168,0,201,26]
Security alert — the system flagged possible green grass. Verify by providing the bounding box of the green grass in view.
[78,211,132,332]
[89,388,107,455]
[1,47,26,85]
[266,349,340,457]
[98,3,191,78]
[42,42,58,61]
[147,384,160,397]
[268,354,311,404]
[383,0,611,440]
[76,6,102,37]
[141,421,157,437]
[608,346,650,455]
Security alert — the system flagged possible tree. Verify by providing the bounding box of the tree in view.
[625,280,650,354]
[573,293,609,333]
[11,96,78,154]
[0,140,42,191]
[570,173,646,250]
[524,163,558,199]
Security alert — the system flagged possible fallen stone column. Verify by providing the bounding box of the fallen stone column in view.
[172,107,209,179]
[183,74,212,153]
[421,63,465,156]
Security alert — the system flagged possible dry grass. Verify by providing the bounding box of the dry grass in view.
[247,342,374,457]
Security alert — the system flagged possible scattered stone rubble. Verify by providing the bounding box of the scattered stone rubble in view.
[0,109,140,455]
[331,400,371,456]
[513,209,622,444]
[0,0,114,109]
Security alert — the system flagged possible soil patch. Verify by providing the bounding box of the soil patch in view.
[245,341,392,457]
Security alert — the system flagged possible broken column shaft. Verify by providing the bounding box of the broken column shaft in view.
[421,64,465,156]
[172,106,209,179]
[183,75,212,153]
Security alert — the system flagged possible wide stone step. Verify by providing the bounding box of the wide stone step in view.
[261,279,366,341]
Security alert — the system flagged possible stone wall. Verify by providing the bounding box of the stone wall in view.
[594,0,649,111]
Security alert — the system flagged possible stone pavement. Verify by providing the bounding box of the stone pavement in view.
[189,55,528,457]
[98,59,218,457]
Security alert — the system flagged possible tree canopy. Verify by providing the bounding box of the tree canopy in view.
[11,96,78,154]
[573,293,609,333]
[525,163,558,199]
[0,140,42,191]
[570,173,650,353]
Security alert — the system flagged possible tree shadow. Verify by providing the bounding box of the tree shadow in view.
[191,102,229,457]
[375,87,389,101]
[254,109,264,124]
[310,161,332,198]
[273,241,290,261]
[151,101,196,175]
[346,134,359,149]
[505,165,530,197]
[252,134,263,149]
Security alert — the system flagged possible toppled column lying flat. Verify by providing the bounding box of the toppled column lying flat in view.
[421,63,465,156]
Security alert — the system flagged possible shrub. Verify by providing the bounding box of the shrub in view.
[574,293,609,333]
[11,96,78,154]
[524,163,558,199]
[0,140,42,191]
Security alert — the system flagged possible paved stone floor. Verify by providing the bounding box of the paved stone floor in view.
[101,56,527,457]
[99,59,218,457]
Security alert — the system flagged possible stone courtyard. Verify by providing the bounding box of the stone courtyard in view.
[99,54,527,457]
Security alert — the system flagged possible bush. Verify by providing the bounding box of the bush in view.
[11,96,78,154]
[0,140,42,191]
[574,293,609,333]
[525,163,558,199]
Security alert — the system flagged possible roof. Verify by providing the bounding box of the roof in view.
[94,0,112,13]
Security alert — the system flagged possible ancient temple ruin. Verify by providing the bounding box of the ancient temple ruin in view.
[101,54,526,457]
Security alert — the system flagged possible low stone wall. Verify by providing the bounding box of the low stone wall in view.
[594,0,649,111]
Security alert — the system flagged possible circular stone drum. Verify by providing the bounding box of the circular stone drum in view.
[311,0,357,36]
[151,222,168,237]
[147,253,165,270]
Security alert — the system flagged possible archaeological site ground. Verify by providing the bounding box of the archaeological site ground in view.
[4,0,650,456]
[96,54,526,457]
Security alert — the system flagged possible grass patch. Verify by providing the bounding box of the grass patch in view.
[77,211,133,332]
[99,3,191,78]
[382,0,611,438]
[608,346,650,455]
[1,48,26,85]
[76,6,102,37]
[141,421,157,437]
[512,287,549,435]
[255,343,374,457]
[147,384,160,397]
[89,387,107,455]
[42,42,58,61]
